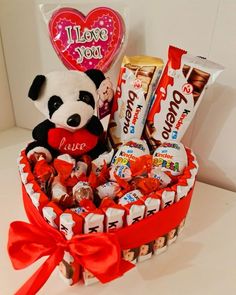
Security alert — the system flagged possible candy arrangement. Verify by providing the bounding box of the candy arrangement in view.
[8,5,224,291]
[17,139,198,286]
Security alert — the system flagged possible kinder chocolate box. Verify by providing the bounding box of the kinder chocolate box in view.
[10,146,198,293]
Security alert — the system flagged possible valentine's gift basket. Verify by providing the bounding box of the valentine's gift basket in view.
[7,5,224,295]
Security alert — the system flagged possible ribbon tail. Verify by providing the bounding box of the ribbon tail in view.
[15,248,64,295]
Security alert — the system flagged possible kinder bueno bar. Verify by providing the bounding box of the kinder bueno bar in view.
[108,55,163,147]
[152,142,187,176]
[145,45,224,148]
[111,139,149,167]
[42,202,63,228]
[100,198,125,232]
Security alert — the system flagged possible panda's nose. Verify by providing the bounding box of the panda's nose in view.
[67,114,81,127]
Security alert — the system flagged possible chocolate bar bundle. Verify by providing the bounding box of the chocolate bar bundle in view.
[10,45,223,293]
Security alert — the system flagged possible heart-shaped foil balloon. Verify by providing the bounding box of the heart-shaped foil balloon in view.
[49,7,125,72]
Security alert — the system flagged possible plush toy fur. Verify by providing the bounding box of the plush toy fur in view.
[26,70,108,161]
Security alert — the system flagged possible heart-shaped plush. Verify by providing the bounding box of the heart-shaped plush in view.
[49,7,125,72]
[48,128,99,157]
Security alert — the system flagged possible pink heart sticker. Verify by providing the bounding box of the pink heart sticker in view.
[49,7,125,72]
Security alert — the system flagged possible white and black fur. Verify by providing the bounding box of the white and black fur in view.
[26,69,106,160]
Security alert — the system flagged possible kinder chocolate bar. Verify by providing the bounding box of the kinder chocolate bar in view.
[100,198,125,232]
[59,210,83,240]
[59,210,83,285]
[24,181,49,211]
[167,227,178,246]
[118,190,145,263]
[58,251,80,286]
[153,235,168,255]
[111,139,150,167]
[152,142,187,176]
[42,201,63,228]
[138,193,161,262]
[145,45,224,149]
[108,56,163,147]
[81,210,104,285]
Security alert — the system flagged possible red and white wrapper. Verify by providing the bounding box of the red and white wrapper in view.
[42,201,63,228]
[119,190,145,263]
[59,210,83,240]
[145,45,224,149]
[108,55,163,148]
[59,210,83,285]
[81,210,104,285]
[138,193,161,262]
[100,198,125,232]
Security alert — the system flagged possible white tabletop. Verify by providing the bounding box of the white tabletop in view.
[0,127,236,295]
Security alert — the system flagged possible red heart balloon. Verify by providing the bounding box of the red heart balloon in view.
[48,128,99,157]
[49,7,125,72]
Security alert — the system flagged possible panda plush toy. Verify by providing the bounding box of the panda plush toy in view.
[26,69,110,162]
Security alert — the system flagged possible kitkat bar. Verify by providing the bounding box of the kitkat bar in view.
[144,45,224,150]
[81,210,105,285]
[108,55,163,148]
[42,201,63,228]
[59,210,83,285]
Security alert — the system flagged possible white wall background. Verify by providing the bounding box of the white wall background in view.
[0,0,235,192]
[0,30,14,130]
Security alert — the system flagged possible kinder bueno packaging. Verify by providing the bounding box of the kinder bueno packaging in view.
[152,142,187,176]
[145,45,224,149]
[111,139,149,167]
[108,55,163,147]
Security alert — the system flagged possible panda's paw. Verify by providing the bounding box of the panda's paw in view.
[26,142,52,163]
[86,116,104,136]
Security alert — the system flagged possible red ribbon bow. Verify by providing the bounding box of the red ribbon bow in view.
[8,183,194,294]
[8,221,134,295]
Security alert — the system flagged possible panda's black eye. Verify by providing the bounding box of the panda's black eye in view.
[78,91,95,109]
[48,95,63,118]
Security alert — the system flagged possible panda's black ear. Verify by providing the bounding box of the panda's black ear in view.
[28,75,46,101]
[85,69,105,89]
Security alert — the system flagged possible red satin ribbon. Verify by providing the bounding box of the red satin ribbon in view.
[8,184,194,295]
